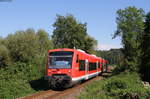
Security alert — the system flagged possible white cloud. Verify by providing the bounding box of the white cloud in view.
[97,44,122,50]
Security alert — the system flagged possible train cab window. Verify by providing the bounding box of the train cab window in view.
[49,51,73,69]
[79,60,85,71]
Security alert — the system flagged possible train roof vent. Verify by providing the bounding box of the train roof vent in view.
[77,49,85,53]
[91,54,97,57]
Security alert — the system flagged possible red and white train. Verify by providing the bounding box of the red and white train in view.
[45,48,108,88]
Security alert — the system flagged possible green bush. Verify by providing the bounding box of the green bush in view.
[113,64,126,73]
[78,72,150,99]
[0,28,51,99]
[5,29,40,62]
[0,62,45,99]
[104,79,127,92]
[4,28,52,63]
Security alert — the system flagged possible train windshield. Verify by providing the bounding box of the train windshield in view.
[49,51,73,69]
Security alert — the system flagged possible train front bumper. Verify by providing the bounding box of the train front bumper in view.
[44,75,72,88]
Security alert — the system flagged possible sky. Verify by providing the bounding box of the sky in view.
[0,0,150,50]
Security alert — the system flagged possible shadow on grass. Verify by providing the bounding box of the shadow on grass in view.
[29,77,68,91]
[29,77,49,91]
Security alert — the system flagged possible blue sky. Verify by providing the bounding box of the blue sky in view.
[0,0,150,50]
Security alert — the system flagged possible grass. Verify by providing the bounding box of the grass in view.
[78,72,150,99]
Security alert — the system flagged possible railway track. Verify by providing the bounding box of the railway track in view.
[19,74,109,99]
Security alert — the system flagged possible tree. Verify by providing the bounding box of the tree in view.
[5,29,40,62]
[37,29,53,56]
[113,7,145,71]
[140,12,150,82]
[96,48,123,65]
[52,14,97,53]
[84,35,97,54]
[0,45,11,67]
[36,29,53,72]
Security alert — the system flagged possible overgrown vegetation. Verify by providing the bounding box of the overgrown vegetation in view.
[78,72,150,99]
[0,28,52,98]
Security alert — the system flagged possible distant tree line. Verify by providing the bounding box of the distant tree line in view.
[96,48,124,66]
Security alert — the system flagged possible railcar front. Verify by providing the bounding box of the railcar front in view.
[45,49,75,88]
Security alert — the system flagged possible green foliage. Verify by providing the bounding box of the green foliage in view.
[37,29,53,56]
[140,12,150,82]
[0,28,52,98]
[84,35,97,54]
[52,14,86,48]
[0,37,5,44]
[113,6,145,72]
[0,45,11,67]
[0,62,44,99]
[4,28,52,63]
[5,29,40,62]
[78,72,150,99]
[52,14,97,54]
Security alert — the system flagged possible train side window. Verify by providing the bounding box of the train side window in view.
[89,62,97,71]
[98,62,100,68]
[79,60,85,71]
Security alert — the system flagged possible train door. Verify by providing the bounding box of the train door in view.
[96,61,99,74]
[85,59,89,80]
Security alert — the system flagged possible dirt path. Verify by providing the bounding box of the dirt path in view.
[19,74,108,99]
